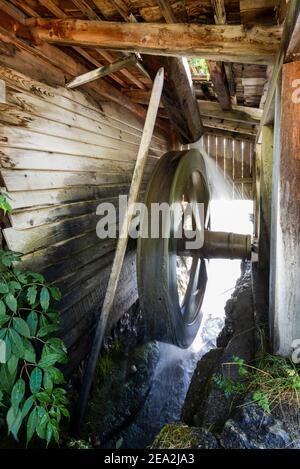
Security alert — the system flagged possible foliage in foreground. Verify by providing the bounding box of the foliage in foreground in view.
[0,193,69,447]
[213,355,300,414]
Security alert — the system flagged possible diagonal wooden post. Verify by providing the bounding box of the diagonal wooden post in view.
[75,67,165,431]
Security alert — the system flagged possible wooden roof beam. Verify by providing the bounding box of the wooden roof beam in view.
[207,60,231,110]
[144,0,203,143]
[206,0,233,110]
[28,20,282,65]
[71,0,148,89]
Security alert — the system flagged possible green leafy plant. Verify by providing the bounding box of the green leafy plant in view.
[213,354,300,414]
[0,191,12,215]
[0,193,69,447]
[212,373,247,399]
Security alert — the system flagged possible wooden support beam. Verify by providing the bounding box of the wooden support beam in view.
[211,0,227,25]
[271,60,300,356]
[0,78,5,103]
[207,60,231,110]
[28,19,282,65]
[143,56,204,143]
[155,0,177,23]
[259,125,274,270]
[37,0,147,90]
[199,102,260,125]
[123,91,262,123]
[202,118,257,136]
[141,0,202,143]
[207,0,233,110]
[66,55,137,88]
[76,68,164,430]
[204,128,255,142]
[260,0,300,126]
[0,14,169,135]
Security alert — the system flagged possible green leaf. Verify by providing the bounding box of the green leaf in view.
[0,314,10,326]
[13,317,31,338]
[26,311,38,336]
[0,363,15,392]
[28,272,45,283]
[0,299,6,315]
[36,392,51,405]
[37,324,59,338]
[40,287,50,311]
[9,329,24,358]
[39,353,62,369]
[22,339,36,364]
[29,367,42,394]
[46,338,67,354]
[7,355,19,375]
[7,406,23,441]
[5,293,17,313]
[50,287,61,301]
[21,396,34,419]
[46,421,53,446]
[0,283,9,294]
[3,334,11,362]
[16,273,27,285]
[60,407,70,419]
[11,378,25,408]
[36,408,48,440]
[43,371,53,393]
[27,408,37,446]
[8,281,22,292]
[47,366,65,385]
[27,285,37,307]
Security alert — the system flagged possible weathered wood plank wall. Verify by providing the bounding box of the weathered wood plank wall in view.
[0,66,169,376]
[202,133,254,199]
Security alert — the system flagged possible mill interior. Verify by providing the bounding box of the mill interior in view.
[0,0,299,450]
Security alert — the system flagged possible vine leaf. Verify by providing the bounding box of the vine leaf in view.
[9,329,24,358]
[26,407,37,446]
[13,318,31,338]
[11,378,25,408]
[27,285,37,307]
[26,311,38,336]
[40,287,50,311]
[5,293,17,313]
[29,367,43,394]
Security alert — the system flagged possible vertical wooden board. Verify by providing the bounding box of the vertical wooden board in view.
[225,137,234,182]
[274,60,300,356]
[243,141,252,178]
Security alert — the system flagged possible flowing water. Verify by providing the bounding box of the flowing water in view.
[111,143,254,449]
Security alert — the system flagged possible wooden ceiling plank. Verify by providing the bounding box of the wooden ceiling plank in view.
[0,0,26,24]
[72,0,147,89]
[155,0,177,23]
[28,19,282,65]
[9,0,39,18]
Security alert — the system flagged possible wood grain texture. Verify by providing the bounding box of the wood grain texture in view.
[28,19,282,65]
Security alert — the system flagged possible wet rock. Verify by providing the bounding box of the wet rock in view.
[83,341,160,445]
[182,347,224,426]
[183,266,255,432]
[220,396,300,449]
[150,423,220,449]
